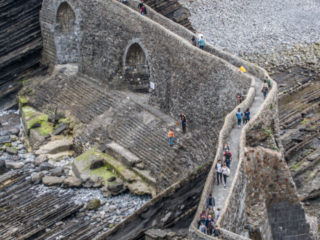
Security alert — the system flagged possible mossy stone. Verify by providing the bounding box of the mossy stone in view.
[86,199,101,211]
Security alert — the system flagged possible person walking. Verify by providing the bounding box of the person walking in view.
[224,149,232,168]
[215,160,222,185]
[138,0,147,15]
[205,215,215,235]
[180,113,187,134]
[223,143,230,152]
[198,36,205,49]
[191,36,197,46]
[221,163,230,188]
[168,129,174,147]
[244,108,250,124]
[261,80,269,99]
[206,193,215,209]
[236,108,242,127]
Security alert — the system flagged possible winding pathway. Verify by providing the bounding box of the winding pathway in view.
[212,78,264,213]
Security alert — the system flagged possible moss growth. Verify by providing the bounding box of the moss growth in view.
[86,199,101,211]
[19,96,28,105]
[4,143,11,147]
[264,128,273,137]
[301,119,310,125]
[89,165,116,182]
[109,223,115,228]
[270,104,273,110]
[22,106,54,136]
[22,106,37,119]
[26,114,53,136]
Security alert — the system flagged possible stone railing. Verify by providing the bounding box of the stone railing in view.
[190,69,278,239]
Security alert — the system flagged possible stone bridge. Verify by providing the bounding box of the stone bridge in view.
[38,0,313,239]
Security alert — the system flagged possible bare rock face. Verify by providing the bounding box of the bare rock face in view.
[64,176,82,187]
[0,0,43,109]
[42,176,64,186]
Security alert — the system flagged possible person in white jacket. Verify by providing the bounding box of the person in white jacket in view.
[221,163,230,188]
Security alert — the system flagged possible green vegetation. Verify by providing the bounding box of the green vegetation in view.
[270,104,273,110]
[292,161,302,169]
[4,143,11,147]
[264,128,273,137]
[86,199,101,211]
[300,119,310,125]
[18,96,28,105]
[22,106,54,136]
[90,165,116,181]
[271,145,280,152]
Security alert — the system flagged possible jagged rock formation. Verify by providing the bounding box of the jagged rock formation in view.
[0,0,44,110]
[274,68,320,235]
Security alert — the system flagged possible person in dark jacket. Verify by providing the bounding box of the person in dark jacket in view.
[206,194,215,208]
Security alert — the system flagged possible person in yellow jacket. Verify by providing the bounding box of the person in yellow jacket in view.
[168,129,174,147]
[239,66,246,73]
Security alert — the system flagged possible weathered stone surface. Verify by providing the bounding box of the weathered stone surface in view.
[51,167,64,177]
[52,123,68,136]
[0,0,42,107]
[63,176,82,187]
[34,155,48,166]
[89,159,105,170]
[86,199,101,211]
[35,138,73,155]
[39,162,54,171]
[31,172,44,184]
[104,142,141,167]
[5,161,24,169]
[6,147,18,155]
[127,181,152,196]
[0,136,11,144]
[42,176,64,186]
[107,181,126,196]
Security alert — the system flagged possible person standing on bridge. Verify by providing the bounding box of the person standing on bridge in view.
[138,0,147,15]
[198,36,205,50]
[261,80,269,99]
[244,108,250,124]
[221,163,230,188]
[236,108,243,127]
[206,193,215,209]
[224,149,232,168]
[215,160,223,185]
[168,129,174,147]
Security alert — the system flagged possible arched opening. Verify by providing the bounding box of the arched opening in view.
[57,2,75,33]
[124,43,150,93]
[55,2,79,64]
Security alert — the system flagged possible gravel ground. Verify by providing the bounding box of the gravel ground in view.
[180,0,320,55]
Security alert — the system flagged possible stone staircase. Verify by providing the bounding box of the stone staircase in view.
[29,70,210,191]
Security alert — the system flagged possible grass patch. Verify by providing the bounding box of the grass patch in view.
[264,128,273,137]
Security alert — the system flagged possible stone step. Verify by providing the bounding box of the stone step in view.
[104,141,142,167]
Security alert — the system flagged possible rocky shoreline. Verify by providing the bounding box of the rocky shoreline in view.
[0,109,150,234]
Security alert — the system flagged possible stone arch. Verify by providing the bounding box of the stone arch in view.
[123,40,152,93]
[56,2,75,33]
[54,1,79,64]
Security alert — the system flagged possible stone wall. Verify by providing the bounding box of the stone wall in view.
[40,0,252,131]
[246,147,311,240]
[189,61,279,239]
